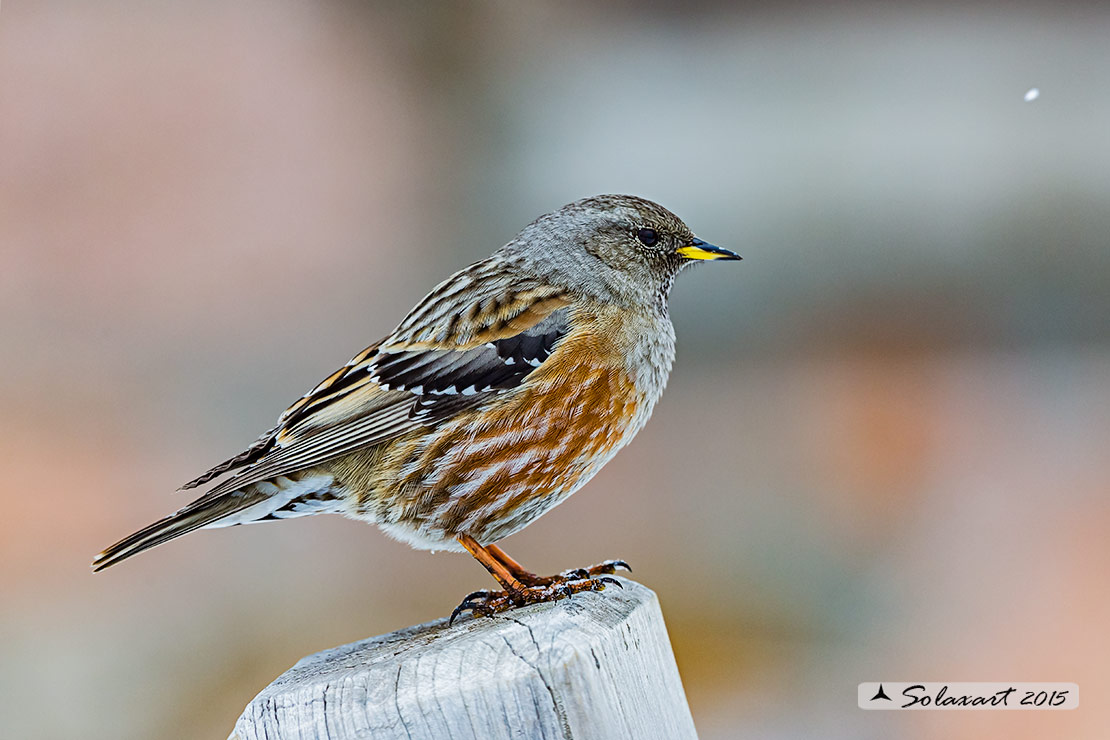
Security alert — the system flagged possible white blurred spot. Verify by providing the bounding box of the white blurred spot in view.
[1024,87,1040,102]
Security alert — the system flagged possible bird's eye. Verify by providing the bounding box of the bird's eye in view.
[636,228,658,247]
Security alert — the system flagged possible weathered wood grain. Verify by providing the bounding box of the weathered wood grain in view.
[232,577,697,739]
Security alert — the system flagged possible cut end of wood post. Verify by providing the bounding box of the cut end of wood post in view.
[233,577,698,740]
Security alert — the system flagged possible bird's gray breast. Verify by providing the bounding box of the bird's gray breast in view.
[623,314,676,430]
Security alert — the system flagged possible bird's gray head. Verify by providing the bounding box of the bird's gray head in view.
[497,194,739,312]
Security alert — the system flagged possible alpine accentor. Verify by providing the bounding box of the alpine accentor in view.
[94,194,740,618]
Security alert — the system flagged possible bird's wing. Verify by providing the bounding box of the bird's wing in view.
[181,264,572,497]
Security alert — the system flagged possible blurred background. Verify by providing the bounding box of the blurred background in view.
[2,1,1108,738]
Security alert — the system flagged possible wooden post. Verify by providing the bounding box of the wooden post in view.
[231,577,698,740]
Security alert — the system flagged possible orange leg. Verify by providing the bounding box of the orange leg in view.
[452,536,632,622]
[485,542,630,586]
[457,534,527,592]
[483,543,538,581]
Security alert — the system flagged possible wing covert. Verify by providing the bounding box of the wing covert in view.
[180,265,575,497]
[370,308,569,397]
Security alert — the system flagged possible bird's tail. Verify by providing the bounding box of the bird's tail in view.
[92,473,338,572]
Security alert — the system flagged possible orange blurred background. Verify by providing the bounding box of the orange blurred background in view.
[2,2,1108,738]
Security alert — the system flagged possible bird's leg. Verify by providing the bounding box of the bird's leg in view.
[482,543,541,583]
[450,535,629,622]
[485,543,631,586]
[457,534,529,593]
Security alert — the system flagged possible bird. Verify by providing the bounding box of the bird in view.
[92,194,740,619]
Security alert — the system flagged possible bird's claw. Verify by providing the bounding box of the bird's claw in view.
[558,559,631,579]
[541,558,633,585]
[449,589,499,623]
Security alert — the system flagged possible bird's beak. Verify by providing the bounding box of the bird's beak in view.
[676,238,741,261]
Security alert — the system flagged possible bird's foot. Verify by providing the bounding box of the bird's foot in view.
[514,559,632,587]
[449,577,619,623]
[449,562,630,623]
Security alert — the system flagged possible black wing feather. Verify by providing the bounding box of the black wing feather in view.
[372,308,569,396]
